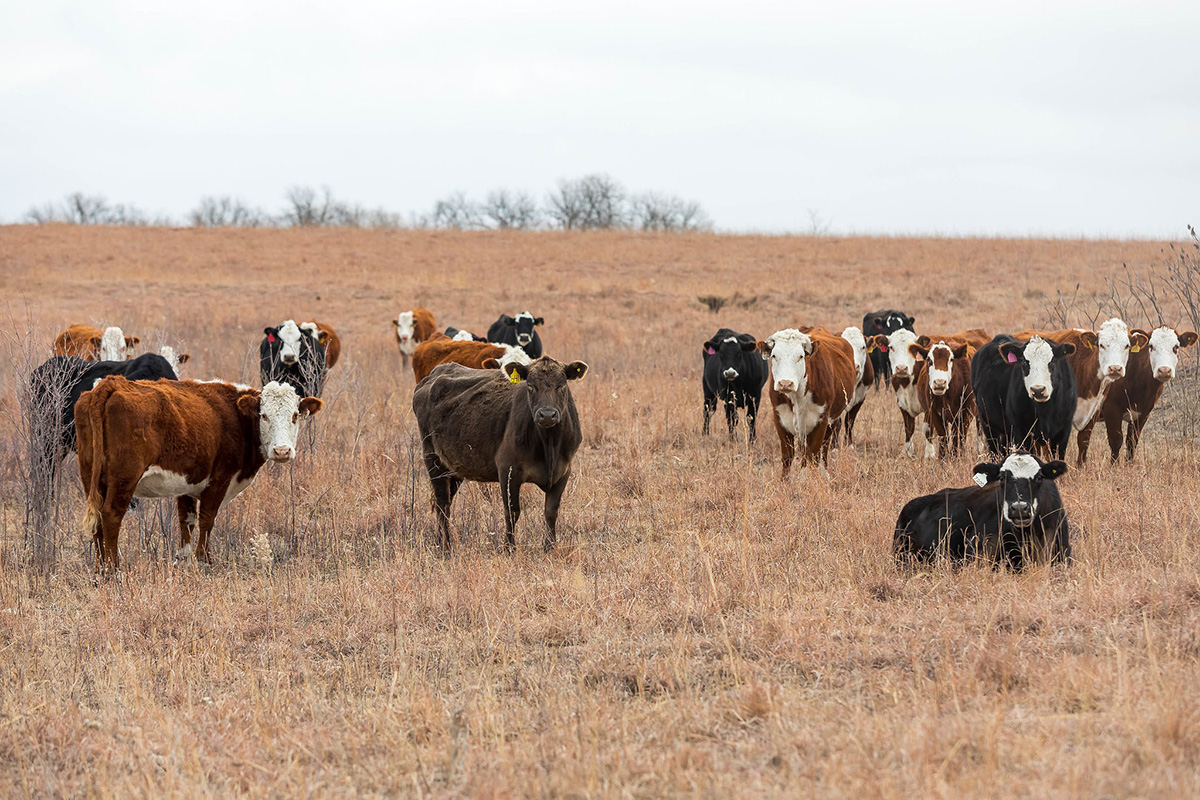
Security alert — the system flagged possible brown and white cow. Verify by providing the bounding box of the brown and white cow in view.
[299,320,341,368]
[412,338,533,383]
[869,327,989,455]
[838,326,874,447]
[912,340,976,458]
[76,377,322,569]
[54,325,140,362]
[1014,318,1145,463]
[394,307,437,366]
[759,328,857,477]
[1078,326,1198,463]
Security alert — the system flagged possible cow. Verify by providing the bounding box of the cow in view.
[445,327,486,342]
[861,310,914,385]
[299,320,341,368]
[412,338,533,383]
[972,335,1077,459]
[394,307,438,366]
[157,346,191,377]
[838,326,874,446]
[911,340,976,459]
[1014,319,1145,464]
[488,311,544,358]
[76,378,322,570]
[54,325,141,362]
[261,320,326,398]
[1080,326,1198,462]
[412,357,587,552]
[758,328,857,477]
[893,451,1070,570]
[701,328,768,442]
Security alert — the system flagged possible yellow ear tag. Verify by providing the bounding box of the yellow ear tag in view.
[1131,344,1141,353]
[1085,340,1094,349]
[509,371,522,384]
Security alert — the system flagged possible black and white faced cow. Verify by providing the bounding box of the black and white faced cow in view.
[488,312,544,358]
[862,310,914,386]
[893,451,1070,569]
[701,328,768,442]
[972,335,1077,459]
[260,319,327,398]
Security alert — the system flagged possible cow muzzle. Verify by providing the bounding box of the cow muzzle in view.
[931,379,948,395]
[535,407,560,428]
[893,365,910,377]
[1006,501,1033,526]
[1157,366,1174,381]
[518,334,532,345]
[723,368,739,381]
[774,379,796,393]
[1029,385,1049,401]
[1106,364,1125,378]
[271,446,294,462]
[281,354,297,365]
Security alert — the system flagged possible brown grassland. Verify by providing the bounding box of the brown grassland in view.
[0,226,1198,798]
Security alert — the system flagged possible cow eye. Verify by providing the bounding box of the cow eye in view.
[260,413,268,421]
[292,412,299,423]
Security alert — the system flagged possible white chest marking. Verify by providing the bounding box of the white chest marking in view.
[897,383,923,417]
[220,473,257,509]
[1074,393,1105,430]
[775,392,827,438]
[135,466,208,499]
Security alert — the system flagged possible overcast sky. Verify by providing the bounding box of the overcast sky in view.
[2,1,1196,236]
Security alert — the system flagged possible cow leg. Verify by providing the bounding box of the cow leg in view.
[777,427,795,479]
[1127,415,1150,460]
[724,400,738,439]
[702,394,716,435]
[175,497,200,561]
[805,421,830,471]
[844,404,860,447]
[1076,419,1097,466]
[746,395,760,443]
[422,450,460,551]
[542,471,570,552]
[500,465,523,550]
[901,411,916,457]
[193,486,229,564]
[99,488,133,572]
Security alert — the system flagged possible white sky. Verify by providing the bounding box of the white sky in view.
[2,1,1197,235]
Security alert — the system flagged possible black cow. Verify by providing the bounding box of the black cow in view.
[862,309,915,386]
[487,311,544,358]
[893,452,1070,570]
[445,326,486,342]
[972,335,1077,459]
[701,328,768,442]
[261,319,326,397]
[412,357,586,552]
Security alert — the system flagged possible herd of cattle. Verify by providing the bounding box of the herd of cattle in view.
[25,303,1196,574]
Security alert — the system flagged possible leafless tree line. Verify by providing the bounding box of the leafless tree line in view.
[23,174,712,232]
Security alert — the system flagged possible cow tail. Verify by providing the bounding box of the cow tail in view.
[80,379,115,536]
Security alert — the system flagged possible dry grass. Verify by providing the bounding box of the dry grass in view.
[0,226,1198,797]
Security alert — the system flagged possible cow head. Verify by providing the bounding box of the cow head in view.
[919,340,967,396]
[299,321,329,348]
[394,311,417,355]
[481,343,534,373]
[878,329,921,385]
[100,327,139,361]
[237,381,323,463]
[504,357,587,429]
[270,320,305,365]
[501,311,544,348]
[840,327,868,375]
[973,452,1067,528]
[997,336,1075,402]
[704,332,757,383]
[158,346,191,378]
[1093,317,1140,382]
[758,329,815,395]
[1136,326,1198,382]
[863,311,915,337]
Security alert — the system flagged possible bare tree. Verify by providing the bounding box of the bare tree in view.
[481,189,541,230]
[546,174,628,230]
[283,185,338,227]
[63,193,112,224]
[431,191,483,230]
[190,196,271,228]
[630,192,711,232]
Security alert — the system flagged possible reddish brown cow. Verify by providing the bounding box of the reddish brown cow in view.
[300,320,342,368]
[412,339,532,383]
[758,328,857,476]
[76,377,322,569]
[53,325,141,361]
[1079,326,1198,462]
[912,340,976,458]
[394,307,438,365]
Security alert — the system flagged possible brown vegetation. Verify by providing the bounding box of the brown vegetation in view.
[0,227,1197,796]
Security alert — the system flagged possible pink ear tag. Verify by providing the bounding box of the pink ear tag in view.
[879,345,888,353]
[1005,351,1018,363]
[705,346,716,355]
[268,334,276,343]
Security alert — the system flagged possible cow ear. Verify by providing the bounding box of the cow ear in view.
[1058,343,1076,357]
[973,463,1001,485]
[504,362,528,383]
[702,339,717,355]
[953,343,969,359]
[500,315,515,326]
[534,317,544,326]
[1040,460,1068,480]
[177,353,191,365]
[916,335,932,348]
[564,361,588,380]
[739,339,757,352]
[392,319,400,327]
[317,331,330,344]
[757,339,772,358]
[263,327,276,336]
[236,393,260,418]
[126,336,141,346]
[998,343,1021,364]
[1080,331,1097,349]
[298,397,323,418]
[481,358,501,370]
[908,343,928,360]
[1179,331,1199,347]
[1130,331,1148,352]
[804,339,818,356]
[870,334,889,353]
[89,335,103,348]
[904,315,916,328]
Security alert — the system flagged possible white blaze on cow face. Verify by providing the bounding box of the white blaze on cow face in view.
[276,320,303,365]
[840,327,867,381]
[1148,327,1185,381]
[158,346,190,378]
[721,336,741,381]
[515,312,536,346]
[765,329,814,395]
[926,342,955,395]
[395,311,416,354]
[1021,337,1056,401]
[886,329,921,383]
[999,453,1041,526]
[100,327,132,361]
[1095,317,1133,381]
[257,381,322,463]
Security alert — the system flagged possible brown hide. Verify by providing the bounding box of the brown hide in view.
[53,324,140,361]
[305,320,341,368]
[915,342,976,458]
[412,339,508,383]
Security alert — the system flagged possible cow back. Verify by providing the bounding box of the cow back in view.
[413,339,507,383]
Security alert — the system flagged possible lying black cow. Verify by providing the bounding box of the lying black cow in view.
[261,319,326,398]
[972,334,1077,459]
[893,452,1070,570]
[862,309,914,386]
[412,356,587,552]
[29,352,180,487]
[701,328,767,442]
[487,311,544,358]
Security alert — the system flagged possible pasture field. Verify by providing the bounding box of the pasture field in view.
[1,226,1199,798]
